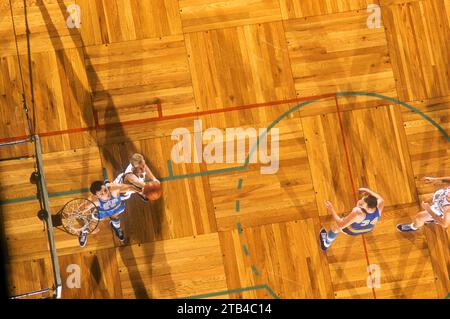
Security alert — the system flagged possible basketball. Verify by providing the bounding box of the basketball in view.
[143,181,162,201]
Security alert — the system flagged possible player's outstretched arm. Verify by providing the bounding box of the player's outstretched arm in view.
[336,208,364,229]
[109,183,142,194]
[325,200,342,223]
[124,173,146,189]
[359,187,385,212]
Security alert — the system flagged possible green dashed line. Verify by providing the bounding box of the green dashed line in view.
[237,178,243,190]
[235,200,240,212]
[251,265,260,276]
[237,223,243,234]
[242,245,249,256]
[167,160,173,177]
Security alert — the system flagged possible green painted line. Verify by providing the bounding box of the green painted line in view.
[237,178,243,190]
[181,284,274,299]
[445,292,450,299]
[336,91,450,141]
[244,99,320,166]
[0,195,37,205]
[159,165,246,182]
[237,223,243,234]
[251,265,260,276]
[235,200,240,213]
[0,188,90,205]
[264,285,281,299]
[48,188,90,198]
[242,244,249,256]
[167,160,173,177]
[102,167,108,181]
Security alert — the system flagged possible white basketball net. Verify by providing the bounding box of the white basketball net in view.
[61,199,99,236]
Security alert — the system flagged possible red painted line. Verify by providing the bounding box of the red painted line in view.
[334,95,377,299]
[0,135,30,144]
[0,93,336,142]
[157,103,163,119]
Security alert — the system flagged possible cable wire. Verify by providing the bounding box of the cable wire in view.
[8,0,35,138]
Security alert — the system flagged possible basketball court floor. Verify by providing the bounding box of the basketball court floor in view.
[0,0,449,299]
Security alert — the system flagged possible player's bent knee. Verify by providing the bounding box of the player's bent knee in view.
[416,210,432,221]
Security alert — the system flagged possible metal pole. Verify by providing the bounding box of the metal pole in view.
[10,287,52,299]
[0,138,31,148]
[34,135,62,299]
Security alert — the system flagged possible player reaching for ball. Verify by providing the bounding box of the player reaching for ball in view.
[78,181,142,248]
[113,153,160,203]
[396,176,450,232]
[319,187,384,251]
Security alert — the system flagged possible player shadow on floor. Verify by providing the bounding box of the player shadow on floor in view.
[37,1,175,299]
[115,193,170,299]
[365,228,431,298]
[87,254,103,295]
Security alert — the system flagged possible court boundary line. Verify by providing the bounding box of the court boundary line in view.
[1,92,448,299]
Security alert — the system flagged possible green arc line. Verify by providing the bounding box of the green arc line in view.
[165,91,448,182]
[338,92,449,140]
[181,284,280,299]
[1,92,448,204]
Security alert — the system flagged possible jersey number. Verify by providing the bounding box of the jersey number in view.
[360,217,378,227]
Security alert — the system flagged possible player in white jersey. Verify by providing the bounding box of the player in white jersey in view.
[397,176,450,232]
[113,153,160,202]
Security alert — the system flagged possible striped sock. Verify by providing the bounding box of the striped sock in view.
[110,218,121,229]
[326,230,338,245]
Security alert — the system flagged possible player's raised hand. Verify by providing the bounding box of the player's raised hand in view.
[324,200,334,210]
[358,187,370,194]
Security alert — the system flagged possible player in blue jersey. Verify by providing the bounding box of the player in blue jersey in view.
[397,176,450,232]
[319,187,384,251]
[78,181,142,247]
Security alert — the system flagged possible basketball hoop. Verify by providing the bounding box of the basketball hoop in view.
[60,198,99,236]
